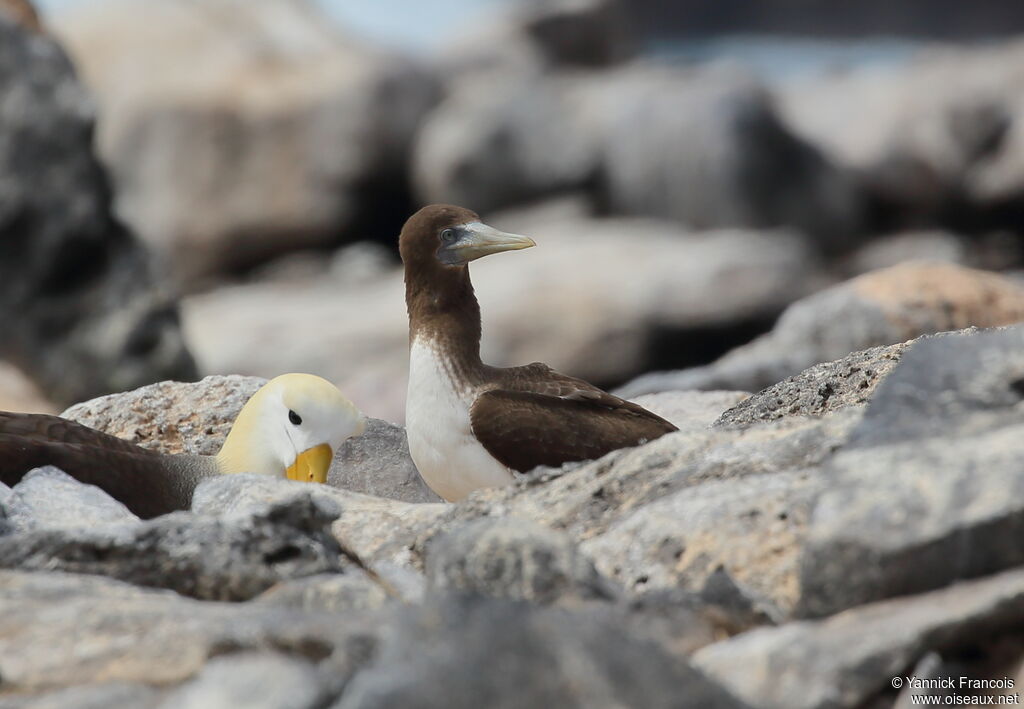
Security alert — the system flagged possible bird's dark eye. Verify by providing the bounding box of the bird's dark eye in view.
[440,228,456,242]
[288,410,302,426]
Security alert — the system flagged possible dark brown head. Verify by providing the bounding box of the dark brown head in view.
[400,204,536,351]
[399,204,535,274]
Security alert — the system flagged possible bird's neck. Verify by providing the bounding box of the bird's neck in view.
[405,263,482,371]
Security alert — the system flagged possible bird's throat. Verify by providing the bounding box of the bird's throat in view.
[405,264,483,372]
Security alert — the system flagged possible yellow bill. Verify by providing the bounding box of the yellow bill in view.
[285,443,332,483]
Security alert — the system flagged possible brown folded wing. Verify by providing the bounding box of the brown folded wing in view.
[469,385,677,474]
[0,411,209,518]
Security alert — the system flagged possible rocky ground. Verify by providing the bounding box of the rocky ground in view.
[4,2,1024,706]
[0,323,1022,707]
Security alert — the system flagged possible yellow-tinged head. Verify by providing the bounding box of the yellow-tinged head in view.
[216,373,366,483]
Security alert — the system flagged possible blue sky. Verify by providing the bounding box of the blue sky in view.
[34,0,513,51]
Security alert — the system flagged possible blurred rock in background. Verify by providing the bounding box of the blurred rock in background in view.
[3,0,1024,418]
[51,0,440,287]
[780,40,1024,236]
[0,12,195,408]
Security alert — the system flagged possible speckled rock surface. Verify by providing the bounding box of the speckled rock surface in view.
[61,375,266,456]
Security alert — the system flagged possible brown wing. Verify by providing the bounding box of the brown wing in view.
[0,412,206,518]
[491,363,670,417]
[469,384,677,474]
[0,412,160,456]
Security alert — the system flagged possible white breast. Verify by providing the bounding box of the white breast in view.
[405,338,514,501]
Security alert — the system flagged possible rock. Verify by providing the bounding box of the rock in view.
[0,683,162,709]
[629,390,750,432]
[0,0,42,33]
[0,16,196,406]
[256,573,391,613]
[184,207,819,422]
[434,0,632,83]
[713,341,909,428]
[0,493,348,601]
[780,40,1024,231]
[330,417,440,503]
[594,64,864,251]
[424,517,616,604]
[412,75,599,213]
[0,570,379,694]
[694,568,1024,709]
[334,595,750,709]
[62,374,266,456]
[0,361,57,414]
[155,653,330,709]
[2,466,139,533]
[618,262,1024,397]
[578,462,824,615]
[401,408,859,616]
[797,325,1024,617]
[191,473,444,589]
[414,63,863,246]
[52,0,440,284]
[848,231,967,275]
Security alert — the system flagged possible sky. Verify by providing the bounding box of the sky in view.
[33,0,514,50]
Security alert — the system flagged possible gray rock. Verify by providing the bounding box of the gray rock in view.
[2,466,139,533]
[713,341,908,428]
[435,0,631,83]
[191,473,322,517]
[256,572,391,613]
[694,568,1024,709]
[798,326,1024,617]
[0,16,195,406]
[630,390,751,432]
[398,408,859,616]
[62,375,266,456]
[424,517,616,604]
[580,463,823,615]
[0,570,379,694]
[0,0,42,33]
[0,683,162,709]
[618,262,1024,398]
[595,64,864,251]
[192,473,442,597]
[334,595,750,709]
[415,63,862,246]
[0,493,348,601]
[845,326,1024,447]
[847,231,968,275]
[780,40,1024,231]
[330,418,440,503]
[413,74,599,213]
[156,653,329,709]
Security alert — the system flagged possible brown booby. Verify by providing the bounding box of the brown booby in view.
[0,373,366,518]
[400,204,678,502]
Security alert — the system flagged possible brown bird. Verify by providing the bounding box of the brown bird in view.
[0,374,365,518]
[400,204,678,502]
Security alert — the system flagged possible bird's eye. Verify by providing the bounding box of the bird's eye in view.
[440,228,456,242]
[288,410,302,426]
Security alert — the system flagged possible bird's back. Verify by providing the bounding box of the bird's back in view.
[0,411,217,518]
[470,363,678,473]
